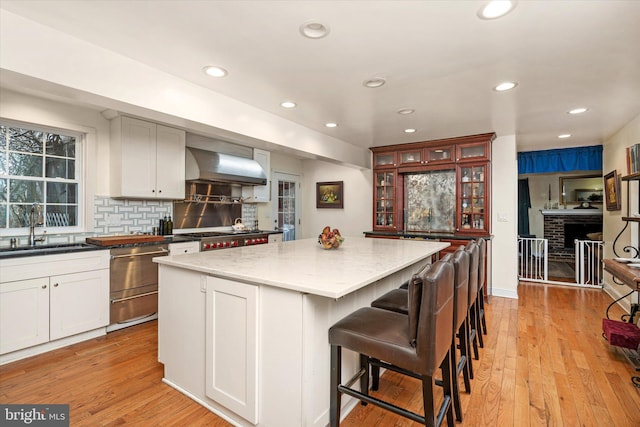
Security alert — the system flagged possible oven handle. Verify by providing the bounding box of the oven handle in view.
[110,248,169,260]
[111,290,158,304]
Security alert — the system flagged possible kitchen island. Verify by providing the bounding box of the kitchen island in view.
[155,236,448,427]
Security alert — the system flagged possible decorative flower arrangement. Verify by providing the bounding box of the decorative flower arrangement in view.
[318,226,344,249]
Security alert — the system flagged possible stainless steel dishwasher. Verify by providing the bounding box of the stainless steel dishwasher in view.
[109,244,168,330]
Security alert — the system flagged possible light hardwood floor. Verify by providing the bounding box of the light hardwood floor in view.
[1,282,639,426]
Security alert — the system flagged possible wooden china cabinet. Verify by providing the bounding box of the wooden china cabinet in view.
[370,133,494,238]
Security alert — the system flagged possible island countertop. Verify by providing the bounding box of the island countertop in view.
[154,236,449,298]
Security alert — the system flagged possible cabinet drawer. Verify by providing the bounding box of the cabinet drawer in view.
[0,250,110,283]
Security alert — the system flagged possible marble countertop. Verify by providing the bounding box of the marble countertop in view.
[154,236,449,298]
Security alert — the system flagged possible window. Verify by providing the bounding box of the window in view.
[0,121,82,232]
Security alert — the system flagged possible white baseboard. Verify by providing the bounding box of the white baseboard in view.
[491,287,518,299]
[0,328,106,366]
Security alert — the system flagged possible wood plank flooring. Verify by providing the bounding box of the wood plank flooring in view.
[1,282,639,426]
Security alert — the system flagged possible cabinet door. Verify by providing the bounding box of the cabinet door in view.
[373,151,397,169]
[458,164,489,234]
[456,141,489,163]
[242,148,270,202]
[49,269,109,341]
[206,277,258,424]
[398,149,424,166]
[425,145,454,164]
[374,170,398,231]
[0,278,50,354]
[120,117,158,198]
[156,125,186,199]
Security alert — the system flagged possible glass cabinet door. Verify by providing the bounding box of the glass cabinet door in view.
[456,142,489,162]
[399,149,423,166]
[425,146,453,164]
[458,165,487,232]
[374,171,395,229]
[373,151,397,168]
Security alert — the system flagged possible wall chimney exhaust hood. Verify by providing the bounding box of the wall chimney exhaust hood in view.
[185,147,267,185]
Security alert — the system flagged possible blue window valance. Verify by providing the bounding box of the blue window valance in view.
[518,145,602,174]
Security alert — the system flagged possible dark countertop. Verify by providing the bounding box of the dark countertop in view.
[364,231,493,240]
[0,230,283,260]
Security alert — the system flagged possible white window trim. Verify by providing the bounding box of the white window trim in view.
[0,118,91,237]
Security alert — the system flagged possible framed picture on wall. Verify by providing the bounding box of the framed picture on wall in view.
[604,170,621,211]
[316,181,343,209]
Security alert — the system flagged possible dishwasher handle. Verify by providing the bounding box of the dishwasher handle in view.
[110,248,169,260]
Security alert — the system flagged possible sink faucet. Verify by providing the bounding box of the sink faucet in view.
[28,203,46,246]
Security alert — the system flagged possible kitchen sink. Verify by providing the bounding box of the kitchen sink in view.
[0,242,98,258]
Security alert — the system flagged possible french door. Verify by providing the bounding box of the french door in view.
[271,172,300,241]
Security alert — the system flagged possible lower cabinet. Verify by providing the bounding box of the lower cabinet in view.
[205,277,258,424]
[49,269,110,341]
[0,277,50,354]
[0,251,110,356]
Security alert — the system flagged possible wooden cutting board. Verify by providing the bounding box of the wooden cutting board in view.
[86,235,165,246]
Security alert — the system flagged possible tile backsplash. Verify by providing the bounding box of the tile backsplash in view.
[94,196,173,235]
[1,196,259,248]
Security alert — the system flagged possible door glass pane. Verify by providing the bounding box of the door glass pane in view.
[277,179,296,241]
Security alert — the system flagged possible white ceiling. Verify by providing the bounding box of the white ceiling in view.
[1,0,640,152]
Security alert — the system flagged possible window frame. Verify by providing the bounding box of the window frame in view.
[0,119,85,236]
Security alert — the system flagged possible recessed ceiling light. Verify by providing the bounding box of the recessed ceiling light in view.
[203,66,228,77]
[325,122,338,128]
[558,134,572,139]
[363,78,386,88]
[397,108,415,115]
[281,101,297,109]
[300,21,330,39]
[478,1,516,20]
[404,128,417,133]
[568,108,588,115]
[494,81,518,91]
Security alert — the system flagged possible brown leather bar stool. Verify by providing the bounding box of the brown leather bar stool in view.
[329,260,455,427]
[465,241,481,360]
[477,238,488,336]
[368,249,473,422]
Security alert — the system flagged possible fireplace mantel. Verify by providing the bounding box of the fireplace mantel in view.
[541,209,603,216]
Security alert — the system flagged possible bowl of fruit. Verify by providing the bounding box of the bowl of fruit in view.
[318,226,344,250]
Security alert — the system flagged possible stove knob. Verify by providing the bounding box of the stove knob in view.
[216,242,223,248]
[234,241,239,247]
[224,241,230,247]
[204,243,211,250]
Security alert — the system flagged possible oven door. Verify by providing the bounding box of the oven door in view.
[109,244,168,324]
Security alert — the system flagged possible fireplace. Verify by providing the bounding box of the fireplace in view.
[563,222,602,248]
[542,210,603,262]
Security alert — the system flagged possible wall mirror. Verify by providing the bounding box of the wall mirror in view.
[559,174,603,205]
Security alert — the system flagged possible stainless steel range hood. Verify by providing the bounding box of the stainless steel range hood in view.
[185,147,267,185]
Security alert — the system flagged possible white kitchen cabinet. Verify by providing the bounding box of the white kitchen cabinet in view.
[242,148,270,202]
[0,250,110,359]
[49,269,109,341]
[168,241,200,255]
[267,233,282,244]
[0,277,50,354]
[111,116,186,199]
[205,276,258,424]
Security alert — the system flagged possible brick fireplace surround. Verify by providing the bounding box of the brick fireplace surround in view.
[542,210,603,262]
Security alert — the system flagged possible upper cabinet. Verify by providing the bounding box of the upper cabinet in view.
[110,116,186,199]
[242,148,271,203]
[370,133,494,236]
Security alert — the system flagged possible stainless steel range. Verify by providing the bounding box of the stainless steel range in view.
[181,231,269,252]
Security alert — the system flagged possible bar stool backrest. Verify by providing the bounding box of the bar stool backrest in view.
[451,247,470,330]
[410,259,454,375]
[477,238,486,289]
[465,242,479,304]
